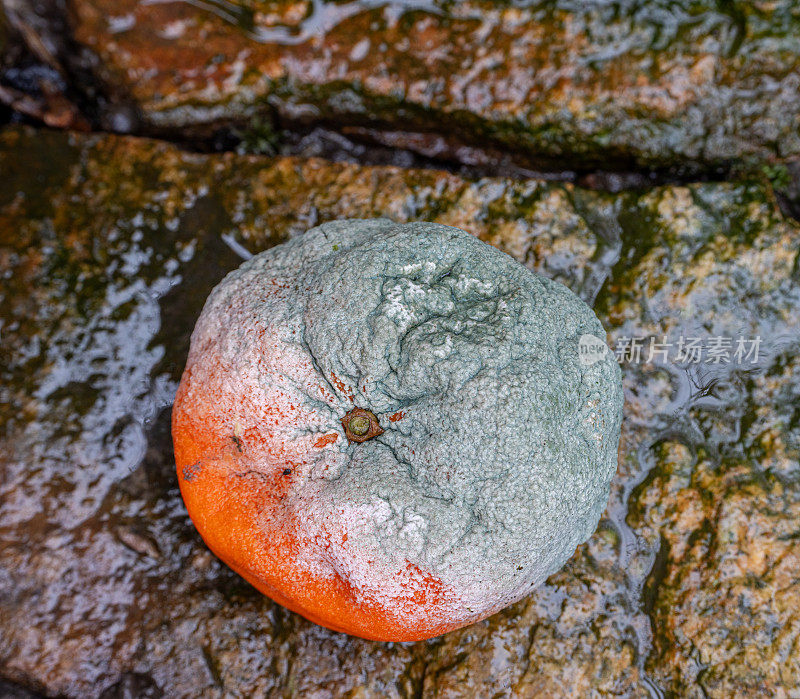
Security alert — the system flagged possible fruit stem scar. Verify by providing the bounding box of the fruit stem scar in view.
[341,407,384,443]
[349,416,370,435]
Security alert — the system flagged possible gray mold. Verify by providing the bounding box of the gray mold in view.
[191,218,623,628]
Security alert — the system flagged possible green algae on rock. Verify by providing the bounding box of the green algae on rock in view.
[600,182,800,697]
[62,0,800,172]
[173,218,623,640]
[631,441,800,696]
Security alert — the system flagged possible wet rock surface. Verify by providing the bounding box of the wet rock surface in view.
[0,1,90,131]
[1,126,799,696]
[40,0,800,173]
[608,184,800,695]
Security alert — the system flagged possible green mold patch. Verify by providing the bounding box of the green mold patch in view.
[177,218,622,636]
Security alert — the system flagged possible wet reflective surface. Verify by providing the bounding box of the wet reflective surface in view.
[63,0,800,172]
[1,126,799,696]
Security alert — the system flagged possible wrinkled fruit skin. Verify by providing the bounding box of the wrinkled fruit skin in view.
[172,219,623,641]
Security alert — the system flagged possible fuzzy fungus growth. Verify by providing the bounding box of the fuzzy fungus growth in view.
[172,218,623,642]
